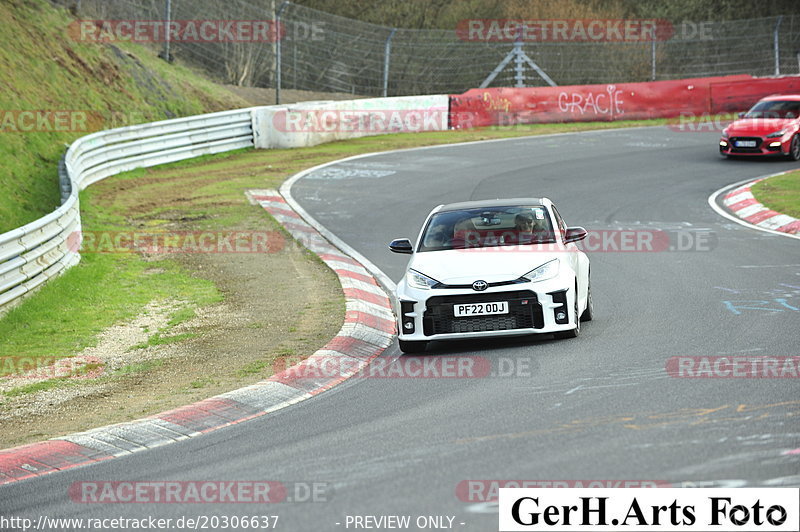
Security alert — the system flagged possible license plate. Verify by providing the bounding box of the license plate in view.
[734,140,757,147]
[453,301,509,317]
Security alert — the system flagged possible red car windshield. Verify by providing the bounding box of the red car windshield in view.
[744,100,800,119]
[418,206,556,252]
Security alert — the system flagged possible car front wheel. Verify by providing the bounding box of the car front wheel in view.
[789,134,800,161]
[399,339,428,353]
[580,272,593,322]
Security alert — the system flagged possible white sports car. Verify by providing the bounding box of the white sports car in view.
[389,198,592,353]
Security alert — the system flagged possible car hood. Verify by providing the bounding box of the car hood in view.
[726,118,794,136]
[408,247,565,285]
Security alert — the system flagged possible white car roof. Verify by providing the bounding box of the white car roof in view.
[437,198,550,212]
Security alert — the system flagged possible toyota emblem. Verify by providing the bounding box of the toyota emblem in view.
[472,280,488,291]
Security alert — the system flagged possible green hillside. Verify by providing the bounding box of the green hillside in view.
[0,0,248,233]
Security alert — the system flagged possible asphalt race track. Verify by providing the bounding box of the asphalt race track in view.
[2,126,799,530]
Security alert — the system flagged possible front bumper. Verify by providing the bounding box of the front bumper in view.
[395,276,576,342]
[719,136,787,156]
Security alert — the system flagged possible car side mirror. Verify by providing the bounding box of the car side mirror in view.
[738,112,746,118]
[563,227,588,243]
[389,238,413,254]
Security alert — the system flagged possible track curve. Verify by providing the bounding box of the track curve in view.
[1,126,799,530]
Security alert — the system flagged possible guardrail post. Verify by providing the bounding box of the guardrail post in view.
[58,150,71,205]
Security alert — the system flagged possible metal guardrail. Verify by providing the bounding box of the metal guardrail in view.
[0,108,256,314]
[0,94,449,315]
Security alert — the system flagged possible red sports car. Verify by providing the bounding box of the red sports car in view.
[719,95,800,160]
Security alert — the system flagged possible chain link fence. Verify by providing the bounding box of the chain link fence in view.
[60,1,800,98]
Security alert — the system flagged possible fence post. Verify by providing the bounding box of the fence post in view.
[774,16,783,76]
[514,38,524,87]
[275,1,289,105]
[651,40,656,81]
[383,29,397,98]
[161,0,172,62]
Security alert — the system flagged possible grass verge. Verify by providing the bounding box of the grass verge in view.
[750,170,800,219]
[0,0,247,233]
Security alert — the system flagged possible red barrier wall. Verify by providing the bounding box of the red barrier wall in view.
[449,75,800,128]
[710,76,800,113]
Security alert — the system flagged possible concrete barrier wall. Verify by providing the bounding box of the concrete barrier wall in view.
[253,95,449,149]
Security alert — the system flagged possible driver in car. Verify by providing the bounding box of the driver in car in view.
[501,212,534,245]
[504,212,551,245]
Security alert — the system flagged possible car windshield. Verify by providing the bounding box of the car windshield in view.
[418,205,556,252]
[744,100,800,119]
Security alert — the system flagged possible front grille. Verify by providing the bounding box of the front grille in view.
[432,279,526,289]
[422,290,543,336]
[729,136,762,153]
[448,315,524,332]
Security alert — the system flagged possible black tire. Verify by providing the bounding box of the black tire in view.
[554,284,580,339]
[399,339,428,353]
[789,134,800,161]
[580,272,593,322]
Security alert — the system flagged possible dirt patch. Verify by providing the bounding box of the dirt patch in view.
[0,205,344,449]
[0,299,183,397]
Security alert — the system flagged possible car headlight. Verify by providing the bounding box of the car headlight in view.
[721,128,729,138]
[406,269,440,290]
[766,129,786,138]
[521,259,560,283]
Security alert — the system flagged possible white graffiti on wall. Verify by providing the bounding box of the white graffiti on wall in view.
[558,84,625,117]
